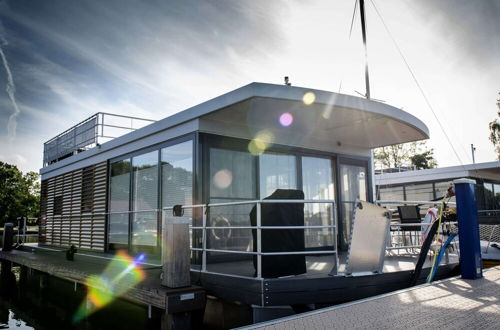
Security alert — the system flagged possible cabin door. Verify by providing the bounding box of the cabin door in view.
[338,160,368,250]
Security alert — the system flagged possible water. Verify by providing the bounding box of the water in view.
[0,264,162,330]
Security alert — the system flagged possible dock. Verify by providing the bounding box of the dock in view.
[244,266,500,330]
[0,246,205,326]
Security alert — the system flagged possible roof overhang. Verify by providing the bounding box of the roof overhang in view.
[198,84,429,149]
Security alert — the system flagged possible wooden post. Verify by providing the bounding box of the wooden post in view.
[2,223,14,251]
[162,215,191,288]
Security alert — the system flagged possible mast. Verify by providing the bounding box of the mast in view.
[359,0,371,100]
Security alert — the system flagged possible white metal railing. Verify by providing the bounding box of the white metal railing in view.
[484,224,499,254]
[375,200,459,253]
[163,199,338,280]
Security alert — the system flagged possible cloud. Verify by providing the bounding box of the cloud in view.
[410,0,500,67]
[0,18,21,142]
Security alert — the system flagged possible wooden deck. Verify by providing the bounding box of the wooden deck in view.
[242,266,500,329]
[0,246,205,314]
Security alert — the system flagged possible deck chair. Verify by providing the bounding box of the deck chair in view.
[397,205,421,248]
[397,205,421,231]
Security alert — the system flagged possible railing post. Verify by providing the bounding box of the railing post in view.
[202,205,207,272]
[453,178,483,280]
[333,202,339,275]
[161,209,191,287]
[256,202,262,279]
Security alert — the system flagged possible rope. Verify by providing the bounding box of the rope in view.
[427,197,447,283]
[369,0,467,169]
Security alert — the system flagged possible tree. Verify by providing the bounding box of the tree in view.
[0,162,40,226]
[488,93,500,160]
[374,141,437,170]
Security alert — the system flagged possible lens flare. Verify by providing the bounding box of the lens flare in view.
[213,169,232,189]
[73,251,146,323]
[279,113,293,127]
[248,130,274,155]
[302,92,316,105]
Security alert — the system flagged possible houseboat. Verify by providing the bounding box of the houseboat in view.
[37,82,460,325]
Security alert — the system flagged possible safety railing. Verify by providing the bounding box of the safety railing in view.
[163,199,338,280]
[43,112,155,166]
[376,200,458,254]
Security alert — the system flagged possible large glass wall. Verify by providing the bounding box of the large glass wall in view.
[107,138,194,254]
[131,151,158,247]
[109,159,131,247]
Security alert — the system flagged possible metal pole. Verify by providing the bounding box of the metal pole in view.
[453,178,482,279]
[202,205,207,272]
[333,202,339,275]
[359,0,371,100]
[256,202,262,279]
[471,144,476,164]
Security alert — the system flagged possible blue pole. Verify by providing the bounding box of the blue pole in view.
[453,178,482,279]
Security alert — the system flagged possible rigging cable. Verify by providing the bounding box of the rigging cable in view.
[369,0,467,169]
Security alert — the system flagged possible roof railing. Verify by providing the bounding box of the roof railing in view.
[43,112,155,167]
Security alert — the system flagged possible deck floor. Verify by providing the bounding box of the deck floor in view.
[201,251,459,278]
[0,246,205,311]
[246,266,500,330]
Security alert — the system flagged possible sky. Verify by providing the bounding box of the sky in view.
[0,0,499,173]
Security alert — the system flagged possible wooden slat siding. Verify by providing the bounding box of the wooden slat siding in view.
[39,161,108,252]
[92,162,107,250]
[39,180,49,244]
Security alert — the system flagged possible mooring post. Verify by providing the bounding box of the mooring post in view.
[161,211,191,288]
[2,223,14,251]
[453,178,483,279]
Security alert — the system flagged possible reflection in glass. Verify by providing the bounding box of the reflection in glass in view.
[109,159,131,245]
[340,164,367,249]
[483,183,495,210]
[494,184,500,209]
[132,151,158,247]
[259,152,296,198]
[161,141,193,216]
[302,156,335,248]
[405,183,434,201]
[434,181,455,203]
[208,148,256,255]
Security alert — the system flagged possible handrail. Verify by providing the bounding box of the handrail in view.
[376,200,456,205]
[161,199,338,280]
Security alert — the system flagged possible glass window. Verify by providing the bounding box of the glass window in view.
[161,141,193,213]
[483,182,495,210]
[210,148,256,199]
[339,163,368,249]
[208,148,256,253]
[109,159,131,245]
[302,156,335,248]
[132,151,158,247]
[378,185,404,201]
[434,181,455,203]
[259,152,297,198]
[405,183,434,201]
[494,184,500,209]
